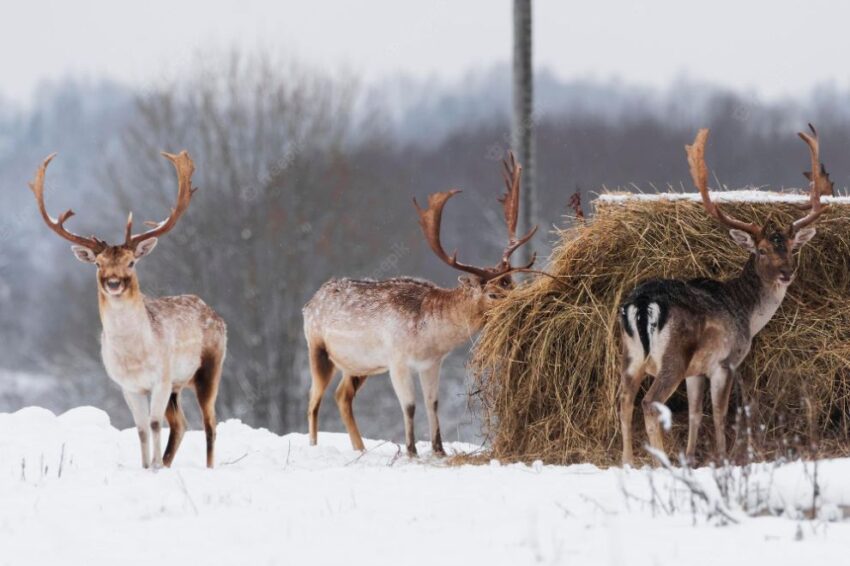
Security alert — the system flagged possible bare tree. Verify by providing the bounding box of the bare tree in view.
[101,50,416,432]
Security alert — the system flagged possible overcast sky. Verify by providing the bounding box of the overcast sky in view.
[1,0,846,104]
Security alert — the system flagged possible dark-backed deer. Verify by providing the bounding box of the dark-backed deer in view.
[303,154,536,456]
[618,127,828,465]
[28,152,227,469]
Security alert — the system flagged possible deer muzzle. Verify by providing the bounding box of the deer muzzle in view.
[102,277,126,296]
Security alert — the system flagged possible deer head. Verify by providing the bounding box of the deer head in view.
[413,151,537,303]
[29,151,197,299]
[686,127,827,286]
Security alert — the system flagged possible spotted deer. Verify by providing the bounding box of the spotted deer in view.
[28,152,227,469]
[303,154,536,456]
[618,126,828,466]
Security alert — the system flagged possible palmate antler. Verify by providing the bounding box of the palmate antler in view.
[413,151,537,282]
[125,151,198,247]
[685,129,762,238]
[29,151,197,252]
[685,128,827,236]
[498,152,537,270]
[29,153,107,252]
[413,190,495,280]
[794,125,829,232]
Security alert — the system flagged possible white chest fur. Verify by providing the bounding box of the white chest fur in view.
[100,304,163,393]
[749,284,787,337]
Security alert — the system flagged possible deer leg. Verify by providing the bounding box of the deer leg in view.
[417,362,445,456]
[307,343,335,447]
[194,352,223,469]
[149,378,172,469]
[389,361,417,456]
[642,355,687,460]
[709,364,734,460]
[685,375,706,463]
[123,390,151,469]
[335,374,367,451]
[619,358,647,466]
[163,391,187,467]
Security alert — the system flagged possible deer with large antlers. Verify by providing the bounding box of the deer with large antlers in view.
[303,153,536,456]
[618,126,828,465]
[28,152,226,469]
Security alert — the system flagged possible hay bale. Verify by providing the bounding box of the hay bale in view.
[470,191,850,465]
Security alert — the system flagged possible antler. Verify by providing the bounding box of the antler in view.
[126,151,197,247]
[28,154,107,252]
[499,152,522,241]
[793,124,829,232]
[414,153,538,282]
[498,151,537,270]
[413,190,495,279]
[686,129,762,237]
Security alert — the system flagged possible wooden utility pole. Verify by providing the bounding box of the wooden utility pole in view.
[512,0,535,265]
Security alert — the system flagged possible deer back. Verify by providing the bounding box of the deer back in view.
[304,277,487,364]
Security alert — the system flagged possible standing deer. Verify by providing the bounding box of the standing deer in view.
[28,152,227,469]
[618,127,828,465]
[303,154,536,456]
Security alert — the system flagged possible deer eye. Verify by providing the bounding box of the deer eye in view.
[757,249,766,256]
[128,260,135,268]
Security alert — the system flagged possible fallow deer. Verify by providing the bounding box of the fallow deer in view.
[28,152,227,469]
[303,154,536,456]
[618,127,828,466]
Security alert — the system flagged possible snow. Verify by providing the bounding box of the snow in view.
[598,189,850,204]
[2,406,850,565]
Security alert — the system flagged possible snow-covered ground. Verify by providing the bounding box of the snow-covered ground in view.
[2,407,850,566]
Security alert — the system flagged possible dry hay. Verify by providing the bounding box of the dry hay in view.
[469,192,850,466]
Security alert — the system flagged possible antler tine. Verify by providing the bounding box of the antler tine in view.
[686,128,761,236]
[804,163,834,196]
[28,153,106,252]
[413,190,493,280]
[127,150,197,246]
[793,124,829,232]
[499,151,521,241]
[501,225,538,267]
[799,123,820,184]
[124,212,133,245]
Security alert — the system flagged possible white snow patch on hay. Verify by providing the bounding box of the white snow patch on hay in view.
[598,189,850,204]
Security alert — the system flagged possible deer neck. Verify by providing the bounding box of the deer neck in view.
[420,286,486,347]
[727,256,787,337]
[97,277,150,338]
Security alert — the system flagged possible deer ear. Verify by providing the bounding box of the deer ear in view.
[728,229,756,252]
[133,238,158,259]
[458,275,480,287]
[70,245,97,264]
[792,227,816,249]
